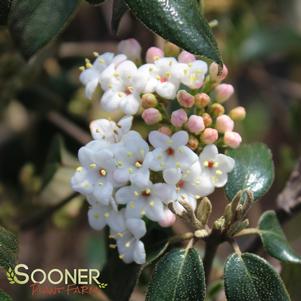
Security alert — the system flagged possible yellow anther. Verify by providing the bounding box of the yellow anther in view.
[130,201,135,208]
[117,232,124,238]
[93,52,99,57]
[79,66,85,72]
[134,191,139,197]
[149,201,155,207]
[76,166,83,172]
[135,161,142,168]
[125,241,131,248]
[93,213,100,219]
[216,170,223,175]
[89,163,96,169]
[104,212,110,219]
[98,58,105,64]
[119,254,124,260]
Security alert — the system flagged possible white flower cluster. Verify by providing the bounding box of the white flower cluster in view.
[80,52,207,115]
[71,116,234,264]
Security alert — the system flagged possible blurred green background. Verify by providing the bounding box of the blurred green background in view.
[0,0,301,300]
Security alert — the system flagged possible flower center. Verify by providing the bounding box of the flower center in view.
[142,188,151,197]
[125,86,134,95]
[98,168,107,177]
[176,180,185,189]
[135,160,143,168]
[166,147,175,156]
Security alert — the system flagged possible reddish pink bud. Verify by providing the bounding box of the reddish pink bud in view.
[229,106,246,121]
[215,84,234,103]
[159,209,176,227]
[224,131,242,149]
[187,115,205,134]
[201,128,218,144]
[177,90,195,108]
[159,126,172,136]
[171,109,188,128]
[146,47,164,63]
[216,115,234,133]
[142,108,162,125]
[178,50,196,63]
[195,93,211,108]
[118,39,142,62]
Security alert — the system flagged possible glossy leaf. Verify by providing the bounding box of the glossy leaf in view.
[281,263,301,301]
[112,0,128,33]
[259,211,301,264]
[8,0,80,59]
[0,290,12,301]
[0,226,18,271]
[124,0,222,64]
[146,248,206,301]
[225,143,274,201]
[224,253,290,301]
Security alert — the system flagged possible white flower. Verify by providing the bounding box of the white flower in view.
[113,131,150,187]
[199,144,235,187]
[90,115,133,143]
[100,60,146,115]
[139,57,181,99]
[115,181,176,222]
[87,199,125,233]
[163,162,214,214]
[71,141,118,205]
[177,60,208,89]
[146,130,198,172]
[112,218,146,264]
[80,53,126,99]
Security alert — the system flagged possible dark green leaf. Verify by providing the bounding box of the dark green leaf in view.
[0,226,18,270]
[112,0,128,33]
[85,0,106,5]
[258,210,301,264]
[0,0,12,25]
[8,0,80,59]
[225,143,274,201]
[124,0,222,64]
[0,289,12,301]
[145,241,169,266]
[281,263,301,301]
[224,253,290,301]
[146,248,206,301]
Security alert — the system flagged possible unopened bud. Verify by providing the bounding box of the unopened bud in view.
[216,114,234,133]
[195,93,211,108]
[211,103,225,117]
[194,229,209,238]
[159,209,176,227]
[202,113,213,127]
[229,106,246,121]
[201,128,218,144]
[146,47,164,63]
[171,109,188,128]
[224,204,234,226]
[215,84,234,103]
[213,217,225,231]
[187,115,205,134]
[196,197,212,225]
[142,108,162,125]
[178,50,196,63]
[209,62,228,82]
[159,126,172,136]
[188,136,199,150]
[141,93,158,109]
[118,38,142,62]
[177,90,195,108]
[164,42,180,57]
[224,131,242,149]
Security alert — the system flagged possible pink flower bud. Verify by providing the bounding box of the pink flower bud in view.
[195,93,211,108]
[178,50,196,63]
[216,114,234,133]
[142,108,162,125]
[202,113,213,127]
[159,126,172,136]
[201,128,218,144]
[215,84,234,103]
[171,109,188,128]
[159,209,176,227]
[141,93,158,108]
[209,63,229,82]
[118,39,142,62]
[177,90,195,108]
[229,106,246,121]
[187,115,205,134]
[146,47,164,63]
[224,131,242,149]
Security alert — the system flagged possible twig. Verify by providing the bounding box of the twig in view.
[48,111,91,145]
[20,192,79,231]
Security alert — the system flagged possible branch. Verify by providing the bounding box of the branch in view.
[20,192,79,231]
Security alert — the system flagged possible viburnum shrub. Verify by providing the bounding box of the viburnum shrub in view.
[71,39,300,300]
